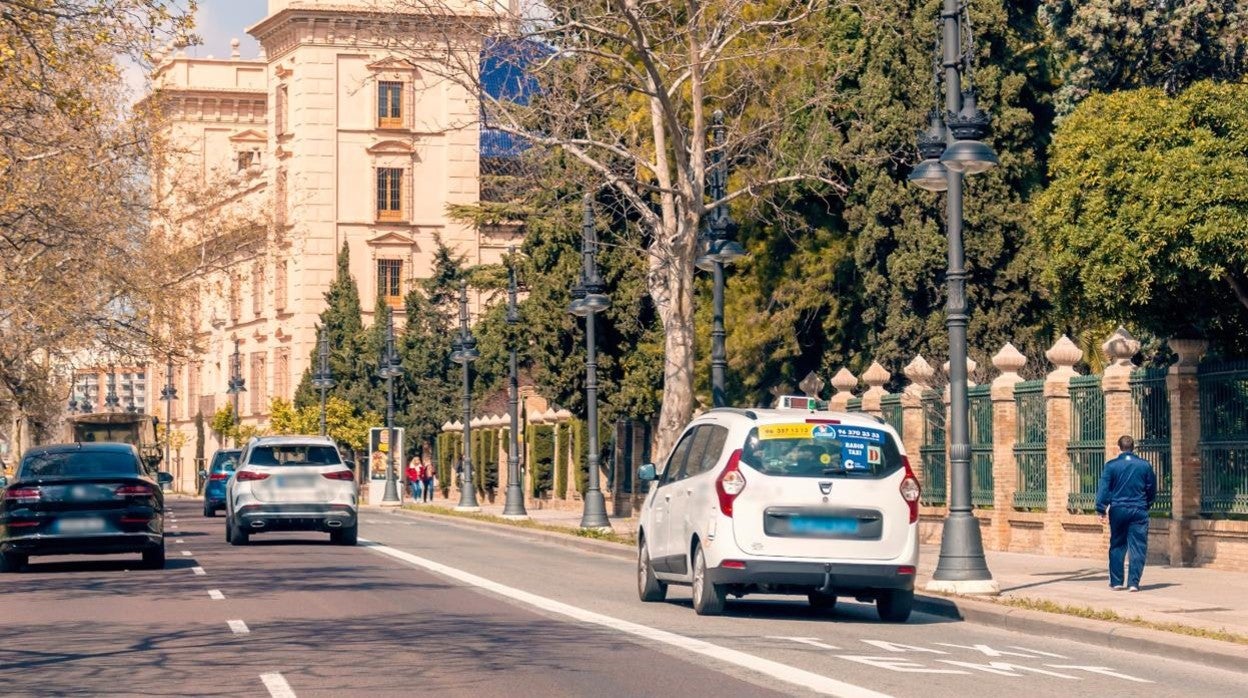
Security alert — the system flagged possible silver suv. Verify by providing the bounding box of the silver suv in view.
[225,436,358,546]
[636,401,920,620]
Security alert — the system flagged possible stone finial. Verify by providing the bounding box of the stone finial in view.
[1168,338,1208,368]
[903,355,935,395]
[862,362,891,396]
[943,357,978,387]
[798,371,825,398]
[554,408,573,421]
[230,38,241,59]
[440,421,453,432]
[449,420,463,432]
[831,368,858,396]
[992,343,1027,377]
[1101,326,1140,367]
[1046,335,1082,379]
[258,47,268,61]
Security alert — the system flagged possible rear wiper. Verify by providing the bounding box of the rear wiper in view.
[822,466,848,475]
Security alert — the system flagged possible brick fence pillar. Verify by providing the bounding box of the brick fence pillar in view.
[829,367,858,412]
[902,355,933,490]
[990,343,1026,550]
[1044,336,1083,554]
[1168,338,1208,565]
[1101,327,1140,462]
[861,361,891,417]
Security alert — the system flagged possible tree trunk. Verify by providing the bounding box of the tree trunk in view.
[648,214,700,463]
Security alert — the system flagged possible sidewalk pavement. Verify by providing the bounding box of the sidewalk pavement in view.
[401,498,1248,641]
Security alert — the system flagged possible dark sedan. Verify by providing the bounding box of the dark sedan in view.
[0,443,171,572]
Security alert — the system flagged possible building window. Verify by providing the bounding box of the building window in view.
[276,84,289,135]
[376,167,404,221]
[378,81,404,129]
[274,168,288,228]
[252,262,264,317]
[236,148,261,172]
[274,348,291,401]
[250,352,268,414]
[186,363,200,421]
[274,259,288,312]
[377,259,403,309]
[228,277,241,323]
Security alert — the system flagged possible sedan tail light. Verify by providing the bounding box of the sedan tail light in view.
[236,470,270,482]
[4,487,41,503]
[322,470,354,481]
[715,449,746,518]
[900,456,921,524]
[115,484,156,498]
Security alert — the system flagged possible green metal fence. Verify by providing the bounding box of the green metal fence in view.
[969,385,993,507]
[1013,380,1047,509]
[920,389,946,506]
[846,397,863,413]
[881,394,904,439]
[1068,375,1106,513]
[1130,368,1172,515]
[1198,360,1248,516]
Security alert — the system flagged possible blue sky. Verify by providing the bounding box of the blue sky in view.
[189,0,268,60]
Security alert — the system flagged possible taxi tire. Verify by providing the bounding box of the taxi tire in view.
[877,589,914,623]
[691,544,726,616]
[807,592,838,613]
[0,551,26,573]
[637,538,667,602]
[229,517,250,546]
[142,543,166,570]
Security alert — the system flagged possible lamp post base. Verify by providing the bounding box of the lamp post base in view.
[502,482,528,519]
[579,489,610,530]
[925,578,1000,595]
[454,505,482,513]
[928,510,998,594]
[379,499,401,508]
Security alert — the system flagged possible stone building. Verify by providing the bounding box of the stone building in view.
[149,0,515,490]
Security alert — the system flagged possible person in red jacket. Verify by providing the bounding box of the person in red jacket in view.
[405,457,421,502]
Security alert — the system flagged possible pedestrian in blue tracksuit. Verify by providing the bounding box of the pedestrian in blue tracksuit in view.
[1095,435,1157,592]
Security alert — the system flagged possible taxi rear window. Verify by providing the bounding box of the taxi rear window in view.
[738,422,902,478]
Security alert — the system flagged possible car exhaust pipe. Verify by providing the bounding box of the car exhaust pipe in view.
[250,521,266,529]
[326,520,343,528]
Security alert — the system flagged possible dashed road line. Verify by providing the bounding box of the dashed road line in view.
[192,566,206,576]
[175,539,185,544]
[364,541,891,698]
[228,620,250,635]
[260,672,296,698]
[181,551,193,556]
[208,589,225,600]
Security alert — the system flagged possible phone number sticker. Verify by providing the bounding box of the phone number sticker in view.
[758,423,815,440]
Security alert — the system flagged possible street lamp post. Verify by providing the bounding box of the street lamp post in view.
[378,313,403,507]
[226,339,246,447]
[104,366,120,411]
[160,356,178,482]
[67,375,79,415]
[696,110,746,408]
[311,326,335,437]
[451,282,481,512]
[502,248,529,519]
[568,194,611,530]
[907,0,999,594]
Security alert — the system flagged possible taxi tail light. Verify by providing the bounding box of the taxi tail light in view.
[321,469,354,481]
[4,487,41,502]
[715,449,746,518]
[209,472,231,481]
[114,484,155,498]
[900,456,921,524]
[236,470,270,482]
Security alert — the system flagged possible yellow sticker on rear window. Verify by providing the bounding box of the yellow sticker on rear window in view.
[758,423,815,440]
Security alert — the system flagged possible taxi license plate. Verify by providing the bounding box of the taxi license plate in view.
[57,517,106,534]
[790,516,859,535]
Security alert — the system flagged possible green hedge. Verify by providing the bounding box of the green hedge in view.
[436,431,462,496]
[530,423,554,497]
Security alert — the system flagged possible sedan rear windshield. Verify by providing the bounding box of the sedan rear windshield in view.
[19,451,141,479]
[247,445,342,466]
[739,422,902,478]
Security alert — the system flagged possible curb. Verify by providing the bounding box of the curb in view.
[386,506,1248,675]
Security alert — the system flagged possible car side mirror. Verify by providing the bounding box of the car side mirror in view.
[638,463,657,482]
[157,472,174,486]
[0,475,8,489]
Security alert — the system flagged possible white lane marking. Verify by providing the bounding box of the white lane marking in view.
[192,566,206,576]
[363,541,891,698]
[181,551,193,556]
[768,636,842,650]
[260,673,296,698]
[208,589,225,600]
[228,620,250,635]
[1046,665,1152,683]
[175,539,185,544]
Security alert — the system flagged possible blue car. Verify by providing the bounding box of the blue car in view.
[202,449,241,517]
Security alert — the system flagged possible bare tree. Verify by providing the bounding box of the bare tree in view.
[378,0,849,456]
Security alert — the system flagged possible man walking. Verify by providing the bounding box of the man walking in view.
[1096,435,1157,592]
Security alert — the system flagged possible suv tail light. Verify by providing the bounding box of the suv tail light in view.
[209,472,231,481]
[715,449,746,517]
[236,470,270,482]
[322,470,353,481]
[4,487,41,503]
[900,456,921,524]
[114,484,155,498]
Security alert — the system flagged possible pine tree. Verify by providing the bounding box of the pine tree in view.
[294,242,373,414]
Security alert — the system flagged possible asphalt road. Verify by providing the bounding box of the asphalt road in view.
[1,497,1244,697]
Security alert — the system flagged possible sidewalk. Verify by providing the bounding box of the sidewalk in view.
[400,498,1248,641]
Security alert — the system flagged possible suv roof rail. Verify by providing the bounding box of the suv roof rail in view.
[705,407,758,420]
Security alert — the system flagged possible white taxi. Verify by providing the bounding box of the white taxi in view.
[636,398,920,621]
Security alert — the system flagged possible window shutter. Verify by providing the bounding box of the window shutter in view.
[405,80,415,130]
[403,168,412,222]
[374,166,380,221]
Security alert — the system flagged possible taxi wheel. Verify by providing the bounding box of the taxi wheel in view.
[877,589,914,623]
[691,544,726,616]
[637,537,667,602]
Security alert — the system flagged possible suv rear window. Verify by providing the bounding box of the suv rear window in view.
[739,422,902,478]
[247,445,341,466]
[20,451,141,479]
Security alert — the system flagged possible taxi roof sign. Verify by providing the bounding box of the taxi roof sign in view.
[775,395,828,411]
